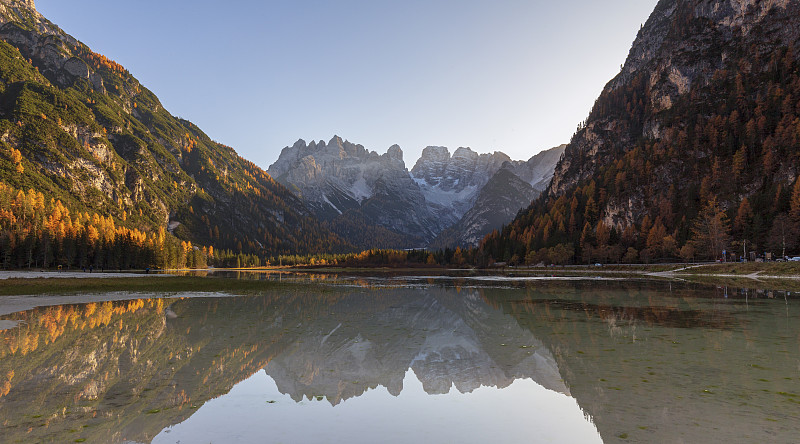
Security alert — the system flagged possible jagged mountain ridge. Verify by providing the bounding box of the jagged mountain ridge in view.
[431,144,566,248]
[482,0,800,264]
[430,168,539,248]
[269,137,564,248]
[410,146,513,226]
[268,136,442,246]
[508,143,567,192]
[0,0,348,256]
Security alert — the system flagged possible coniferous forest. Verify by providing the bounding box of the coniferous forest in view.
[480,32,800,265]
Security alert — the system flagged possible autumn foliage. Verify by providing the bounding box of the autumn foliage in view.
[481,44,800,265]
[0,181,209,269]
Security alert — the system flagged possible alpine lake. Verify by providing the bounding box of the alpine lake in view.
[1,270,800,443]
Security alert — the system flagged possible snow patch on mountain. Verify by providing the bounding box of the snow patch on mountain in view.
[321,193,342,215]
[350,175,371,203]
[268,137,564,248]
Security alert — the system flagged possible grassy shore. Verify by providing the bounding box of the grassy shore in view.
[0,276,299,296]
[668,262,800,276]
[2,262,800,297]
[507,262,800,276]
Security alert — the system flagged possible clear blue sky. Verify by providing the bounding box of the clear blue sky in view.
[36,0,658,168]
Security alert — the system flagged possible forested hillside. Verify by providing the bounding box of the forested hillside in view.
[0,0,349,268]
[481,0,800,265]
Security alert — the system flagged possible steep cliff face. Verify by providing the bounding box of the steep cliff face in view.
[508,144,566,192]
[0,0,347,256]
[0,1,38,21]
[411,146,513,227]
[431,168,539,248]
[269,136,414,218]
[411,146,511,193]
[270,138,564,249]
[484,0,800,264]
[268,136,442,246]
[551,0,799,200]
[429,145,565,248]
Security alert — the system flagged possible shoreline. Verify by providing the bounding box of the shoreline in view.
[2,269,800,324]
[4,263,800,281]
[0,270,173,280]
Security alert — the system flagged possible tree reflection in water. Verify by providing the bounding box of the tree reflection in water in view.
[0,278,798,443]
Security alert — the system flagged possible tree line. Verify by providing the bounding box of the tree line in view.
[0,181,209,270]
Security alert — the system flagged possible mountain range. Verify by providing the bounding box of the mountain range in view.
[0,0,563,256]
[268,137,564,248]
[482,0,800,265]
[5,0,795,263]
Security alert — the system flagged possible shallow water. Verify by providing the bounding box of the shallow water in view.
[0,276,798,443]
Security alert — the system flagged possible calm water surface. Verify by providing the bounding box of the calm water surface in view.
[1,274,799,443]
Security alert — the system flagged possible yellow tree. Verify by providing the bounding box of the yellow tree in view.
[691,198,732,260]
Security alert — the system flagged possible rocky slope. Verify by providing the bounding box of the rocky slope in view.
[550,0,800,199]
[507,144,566,192]
[430,167,539,248]
[270,139,564,248]
[430,144,566,248]
[0,0,347,257]
[268,136,443,246]
[410,146,513,226]
[483,0,800,264]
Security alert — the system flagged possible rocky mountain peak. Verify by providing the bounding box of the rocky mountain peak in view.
[411,145,511,192]
[410,146,449,182]
[452,146,478,160]
[420,145,450,159]
[506,144,566,192]
[0,0,34,10]
[269,136,379,179]
[385,144,404,163]
[0,0,41,27]
[267,136,563,249]
[265,137,440,243]
[329,134,344,146]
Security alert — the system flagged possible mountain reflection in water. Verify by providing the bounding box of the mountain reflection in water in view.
[1,278,799,443]
[263,291,567,405]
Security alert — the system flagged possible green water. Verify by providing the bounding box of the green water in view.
[0,276,798,443]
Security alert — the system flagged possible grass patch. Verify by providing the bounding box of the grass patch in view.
[677,262,800,277]
[677,274,800,292]
[0,276,300,296]
[514,264,684,273]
